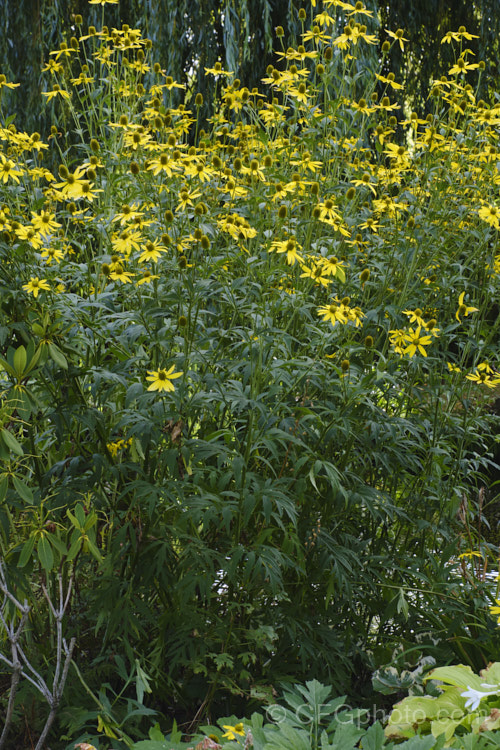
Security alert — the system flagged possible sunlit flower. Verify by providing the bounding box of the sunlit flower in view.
[41,247,65,264]
[385,28,409,51]
[478,204,500,230]
[268,238,303,265]
[138,239,168,263]
[110,265,135,283]
[146,365,183,393]
[448,57,479,76]
[222,723,245,741]
[31,210,61,234]
[22,277,51,298]
[455,292,478,322]
[403,308,426,326]
[0,74,19,89]
[466,370,500,388]
[42,84,71,101]
[404,327,433,357]
[0,154,22,183]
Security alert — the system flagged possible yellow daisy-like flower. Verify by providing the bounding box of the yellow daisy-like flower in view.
[136,270,160,286]
[385,28,409,51]
[41,247,65,264]
[22,277,51,298]
[490,599,500,624]
[222,723,245,740]
[403,327,433,357]
[110,265,135,283]
[146,366,183,393]
[0,154,22,184]
[455,292,478,322]
[478,204,500,230]
[466,370,500,388]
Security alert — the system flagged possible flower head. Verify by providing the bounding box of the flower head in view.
[221,723,245,741]
[461,684,500,711]
[22,277,51,298]
[456,292,478,322]
[146,366,183,393]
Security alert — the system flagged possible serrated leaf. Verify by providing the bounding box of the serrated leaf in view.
[360,721,386,750]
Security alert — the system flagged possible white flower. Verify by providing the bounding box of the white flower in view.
[461,683,500,711]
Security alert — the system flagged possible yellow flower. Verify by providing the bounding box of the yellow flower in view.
[403,308,426,326]
[42,60,63,74]
[478,204,500,230]
[146,366,183,393]
[138,240,168,263]
[22,277,51,298]
[268,238,303,265]
[385,28,409,51]
[448,57,480,76]
[466,370,500,388]
[455,292,478,322]
[136,270,159,286]
[41,247,65,264]
[0,74,19,89]
[222,723,245,741]
[31,210,61,234]
[403,327,433,357]
[0,154,22,184]
[42,84,71,101]
[320,256,346,282]
[458,550,482,559]
[110,265,135,283]
[317,301,347,326]
[300,264,330,287]
[490,599,500,624]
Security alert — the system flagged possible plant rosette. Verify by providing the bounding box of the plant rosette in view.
[385,663,500,745]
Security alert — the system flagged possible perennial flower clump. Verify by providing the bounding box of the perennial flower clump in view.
[0,0,499,742]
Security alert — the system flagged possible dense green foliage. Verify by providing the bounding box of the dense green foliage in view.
[0,0,499,747]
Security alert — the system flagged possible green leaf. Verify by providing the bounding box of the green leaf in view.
[0,355,16,378]
[37,534,54,572]
[336,266,346,283]
[427,666,484,691]
[135,659,153,704]
[66,537,82,561]
[85,537,103,562]
[18,535,36,567]
[67,508,84,532]
[47,342,68,369]
[13,345,27,377]
[360,721,386,750]
[12,476,33,503]
[0,474,8,503]
[0,428,24,455]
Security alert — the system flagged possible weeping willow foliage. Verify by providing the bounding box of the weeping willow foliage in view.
[380,0,500,110]
[0,0,301,135]
[2,0,498,136]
